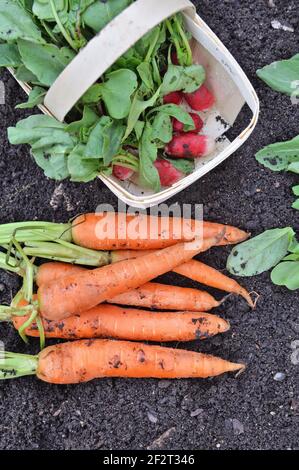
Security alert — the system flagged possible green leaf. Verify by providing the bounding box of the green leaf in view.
[161,64,206,94]
[65,106,99,134]
[32,0,66,21]
[150,104,195,131]
[31,147,70,180]
[8,115,66,145]
[283,253,299,261]
[15,64,39,83]
[138,122,160,192]
[101,69,138,119]
[163,157,194,175]
[18,39,75,86]
[81,84,102,105]
[0,44,21,67]
[151,113,172,144]
[0,0,43,42]
[82,0,131,33]
[292,199,299,210]
[134,120,145,141]
[123,86,161,141]
[271,261,299,290]
[292,185,299,196]
[31,132,75,151]
[68,144,99,182]
[226,227,295,277]
[101,120,125,165]
[85,116,111,159]
[288,161,299,174]
[15,86,46,109]
[255,135,299,171]
[257,54,299,96]
[137,62,154,92]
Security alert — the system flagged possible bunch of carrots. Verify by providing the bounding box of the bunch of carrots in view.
[0,213,256,385]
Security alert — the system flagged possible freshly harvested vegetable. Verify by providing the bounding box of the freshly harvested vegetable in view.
[257,53,299,97]
[70,213,249,251]
[227,227,295,277]
[0,2,213,191]
[256,135,299,210]
[184,85,215,111]
[172,113,203,133]
[154,158,184,186]
[1,304,229,342]
[0,339,245,383]
[37,232,225,320]
[0,213,250,249]
[106,282,222,311]
[173,260,256,308]
[163,91,183,105]
[27,259,251,308]
[166,134,215,158]
[112,165,135,181]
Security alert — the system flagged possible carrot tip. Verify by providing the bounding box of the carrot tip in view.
[235,364,246,377]
[219,293,233,305]
[248,291,260,309]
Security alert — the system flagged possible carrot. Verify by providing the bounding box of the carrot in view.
[35,264,221,311]
[34,256,253,307]
[71,213,249,250]
[0,339,245,383]
[0,215,249,249]
[107,282,221,311]
[37,233,224,321]
[4,304,229,341]
[173,259,255,308]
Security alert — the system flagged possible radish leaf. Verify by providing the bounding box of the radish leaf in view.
[257,54,299,96]
[227,227,295,277]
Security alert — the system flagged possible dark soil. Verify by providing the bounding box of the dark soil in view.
[0,0,298,451]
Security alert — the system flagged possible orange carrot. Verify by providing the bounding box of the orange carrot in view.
[173,260,255,308]
[9,304,229,341]
[37,233,225,320]
[71,213,249,250]
[108,282,221,311]
[0,340,244,383]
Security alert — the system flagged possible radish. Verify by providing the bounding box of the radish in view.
[184,85,215,111]
[171,51,179,65]
[172,113,203,133]
[165,133,215,159]
[154,159,184,186]
[163,91,183,105]
[113,165,134,181]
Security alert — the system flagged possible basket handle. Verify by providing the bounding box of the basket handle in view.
[44,0,195,122]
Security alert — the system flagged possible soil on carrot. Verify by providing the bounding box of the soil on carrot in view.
[0,0,298,451]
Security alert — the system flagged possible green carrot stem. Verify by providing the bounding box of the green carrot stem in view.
[23,240,111,266]
[0,222,72,245]
[11,239,34,302]
[0,351,38,380]
[35,315,45,350]
[0,251,23,275]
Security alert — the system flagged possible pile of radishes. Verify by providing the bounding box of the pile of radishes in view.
[113,83,216,187]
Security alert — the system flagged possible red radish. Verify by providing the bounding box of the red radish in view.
[154,159,184,186]
[163,91,183,105]
[172,113,203,133]
[171,51,179,65]
[184,85,215,111]
[113,165,134,181]
[165,133,215,159]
